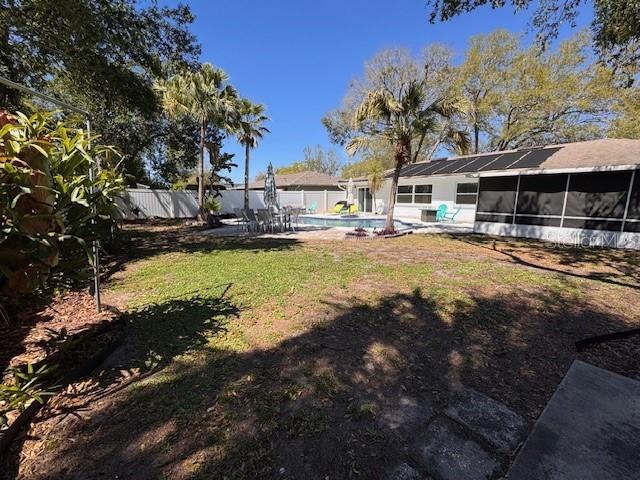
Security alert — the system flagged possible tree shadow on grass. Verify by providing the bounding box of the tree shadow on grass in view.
[8,282,639,480]
[123,289,240,371]
[454,233,640,290]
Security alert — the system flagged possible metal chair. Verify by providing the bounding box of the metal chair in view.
[243,209,260,232]
[234,207,247,232]
[289,207,301,231]
[256,209,272,232]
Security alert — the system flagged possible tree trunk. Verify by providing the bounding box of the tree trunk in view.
[198,119,206,220]
[385,139,411,232]
[474,122,479,154]
[244,143,250,211]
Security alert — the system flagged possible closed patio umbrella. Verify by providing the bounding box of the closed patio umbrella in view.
[264,162,277,208]
[346,177,355,206]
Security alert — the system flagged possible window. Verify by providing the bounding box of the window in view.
[565,171,631,219]
[456,183,478,205]
[414,185,433,204]
[516,174,567,216]
[396,184,433,204]
[477,176,518,214]
[397,185,413,203]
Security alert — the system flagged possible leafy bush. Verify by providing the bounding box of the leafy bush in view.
[203,196,222,213]
[0,111,125,294]
[0,364,57,428]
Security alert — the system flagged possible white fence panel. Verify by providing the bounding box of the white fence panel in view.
[120,188,349,219]
[327,191,346,209]
[218,190,265,213]
[277,191,304,208]
[118,189,198,219]
[277,190,346,212]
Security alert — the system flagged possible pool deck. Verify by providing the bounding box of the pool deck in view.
[202,216,474,240]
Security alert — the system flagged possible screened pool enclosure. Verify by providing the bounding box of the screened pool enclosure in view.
[476,170,639,232]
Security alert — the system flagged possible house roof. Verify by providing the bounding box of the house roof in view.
[237,171,343,189]
[381,139,640,180]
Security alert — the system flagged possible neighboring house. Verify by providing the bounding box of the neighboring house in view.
[349,139,640,248]
[236,171,343,191]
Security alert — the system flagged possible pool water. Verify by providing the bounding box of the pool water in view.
[298,215,414,230]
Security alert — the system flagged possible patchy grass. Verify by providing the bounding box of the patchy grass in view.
[11,225,640,480]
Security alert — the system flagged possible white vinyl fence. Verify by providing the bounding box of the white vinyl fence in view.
[118,188,347,219]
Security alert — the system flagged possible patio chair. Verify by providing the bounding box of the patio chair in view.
[257,209,278,233]
[339,203,358,216]
[243,209,260,232]
[375,199,384,215]
[270,204,285,231]
[443,207,461,223]
[436,204,461,223]
[435,204,448,222]
[289,207,301,231]
[279,206,291,231]
[332,201,348,214]
[307,201,318,214]
[233,207,247,232]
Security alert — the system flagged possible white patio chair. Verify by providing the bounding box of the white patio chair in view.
[256,209,272,233]
[243,209,260,232]
[234,208,248,232]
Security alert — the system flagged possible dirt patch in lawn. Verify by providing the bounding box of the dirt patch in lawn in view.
[4,225,639,480]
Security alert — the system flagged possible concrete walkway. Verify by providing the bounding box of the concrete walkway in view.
[506,361,640,480]
[385,387,527,480]
[201,219,473,241]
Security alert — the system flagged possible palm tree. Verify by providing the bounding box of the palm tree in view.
[158,64,238,216]
[347,80,468,232]
[237,99,270,211]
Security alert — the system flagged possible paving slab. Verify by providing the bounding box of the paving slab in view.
[386,463,424,480]
[380,396,434,437]
[507,360,640,480]
[445,388,526,452]
[412,417,499,480]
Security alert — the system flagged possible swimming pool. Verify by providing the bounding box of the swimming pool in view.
[298,215,414,230]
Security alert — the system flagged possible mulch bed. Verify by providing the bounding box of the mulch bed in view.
[345,229,413,240]
[1,291,124,461]
[0,291,118,374]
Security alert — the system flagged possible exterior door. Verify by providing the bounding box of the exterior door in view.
[357,187,373,212]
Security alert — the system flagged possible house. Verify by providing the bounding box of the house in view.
[349,139,640,249]
[236,171,343,191]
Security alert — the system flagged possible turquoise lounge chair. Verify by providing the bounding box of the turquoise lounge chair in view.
[436,204,461,223]
[307,201,318,214]
[436,204,447,222]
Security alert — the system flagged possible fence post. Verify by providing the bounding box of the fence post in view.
[324,190,328,213]
[173,191,179,218]
[301,190,305,208]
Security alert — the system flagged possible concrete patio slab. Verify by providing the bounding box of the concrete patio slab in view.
[445,388,526,452]
[412,417,499,480]
[201,219,474,240]
[507,360,640,480]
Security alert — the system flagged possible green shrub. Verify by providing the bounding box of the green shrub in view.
[0,364,57,428]
[0,110,125,294]
[203,196,222,213]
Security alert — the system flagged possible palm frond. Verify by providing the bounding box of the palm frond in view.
[346,136,371,157]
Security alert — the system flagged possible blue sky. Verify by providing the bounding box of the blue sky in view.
[177,0,592,183]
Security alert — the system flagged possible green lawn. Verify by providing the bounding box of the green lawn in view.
[18,223,640,479]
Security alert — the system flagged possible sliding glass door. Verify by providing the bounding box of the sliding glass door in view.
[357,187,373,212]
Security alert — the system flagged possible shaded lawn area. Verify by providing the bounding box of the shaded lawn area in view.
[8,223,640,479]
